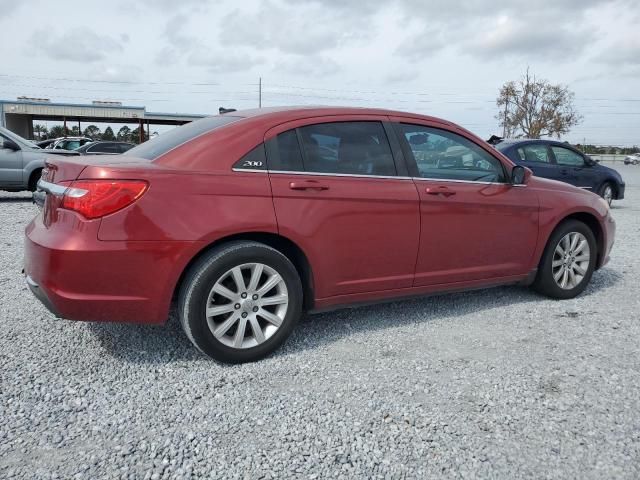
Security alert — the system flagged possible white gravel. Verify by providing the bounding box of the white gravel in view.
[1,165,639,479]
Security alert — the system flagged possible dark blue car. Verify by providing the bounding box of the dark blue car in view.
[495,139,625,205]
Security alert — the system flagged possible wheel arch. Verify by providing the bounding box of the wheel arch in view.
[553,212,605,269]
[172,232,315,311]
[27,167,44,191]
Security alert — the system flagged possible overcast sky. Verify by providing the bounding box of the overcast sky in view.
[1,0,639,145]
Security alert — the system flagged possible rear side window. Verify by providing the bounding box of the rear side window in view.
[298,122,396,176]
[89,143,120,154]
[124,115,241,160]
[267,122,396,176]
[233,144,267,170]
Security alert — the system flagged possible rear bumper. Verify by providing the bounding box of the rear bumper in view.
[24,213,200,324]
[616,183,625,200]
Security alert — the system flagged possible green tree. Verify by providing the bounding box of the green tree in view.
[83,125,102,140]
[117,125,131,141]
[496,68,582,139]
[129,127,149,144]
[33,124,48,140]
[102,126,116,141]
[48,125,67,138]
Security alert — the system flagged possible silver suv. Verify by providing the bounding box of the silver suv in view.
[0,127,78,192]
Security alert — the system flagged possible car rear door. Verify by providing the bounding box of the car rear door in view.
[263,116,420,299]
[392,119,539,286]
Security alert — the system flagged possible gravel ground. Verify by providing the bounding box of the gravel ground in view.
[1,165,639,479]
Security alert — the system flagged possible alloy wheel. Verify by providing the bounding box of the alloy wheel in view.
[602,185,613,206]
[552,232,591,290]
[205,263,289,349]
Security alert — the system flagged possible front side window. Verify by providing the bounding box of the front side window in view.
[398,124,506,183]
[519,144,551,163]
[551,146,585,166]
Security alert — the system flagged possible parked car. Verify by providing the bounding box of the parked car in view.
[0,127,79,192]
[35,138,56,149]
[75,141,135,155]
[25,107,616,363]
[624,153,640,165]
[44,137,93,151]
[495,139,625,205]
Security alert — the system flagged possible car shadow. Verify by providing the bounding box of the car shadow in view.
[0,196,33,203]
[84,267,623,365]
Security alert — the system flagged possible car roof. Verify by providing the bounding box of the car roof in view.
[222,106,456,126]
[498,138,567,146]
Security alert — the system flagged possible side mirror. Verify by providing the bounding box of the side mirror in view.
[511,165,532,185]
[2,139,20,151]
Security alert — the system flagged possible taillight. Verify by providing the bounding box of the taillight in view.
[61,180,148,219]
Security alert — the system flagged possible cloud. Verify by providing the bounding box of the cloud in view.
[596,38,640,66]
[218,1,371,55]
[392,0,620,63]
[0,0,21,19]
[188,47,264,74]
[272,55,341,77]
[465,16,593,59]
[30,28,124,63]
[153,14,262,73]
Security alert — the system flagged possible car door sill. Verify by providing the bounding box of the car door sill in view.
[309,270,536,313]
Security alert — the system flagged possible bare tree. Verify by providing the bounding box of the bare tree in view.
[496,69,582,139]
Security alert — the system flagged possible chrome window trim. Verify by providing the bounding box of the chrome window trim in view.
[412,176,508,186]
[268,170,411,180]
[232,167,521,185]
[231,168,267,174]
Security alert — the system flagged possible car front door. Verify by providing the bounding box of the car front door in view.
[392,120,539,286]
[0,133,23,186]
[264,117,421,299]
[549,145,596,191]
[512,143,557,180]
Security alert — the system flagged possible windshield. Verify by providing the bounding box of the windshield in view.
[0,126,41,149]
[124,115,242,160]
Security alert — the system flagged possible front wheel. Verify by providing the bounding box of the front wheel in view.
[178,241,303,363]
[532,220,597,299]
[598,182,614,206]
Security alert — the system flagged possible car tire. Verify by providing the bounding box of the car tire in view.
[532,219,597,300]
[598,182,614,206]
[28,169,43,192]
[178,241,303,363]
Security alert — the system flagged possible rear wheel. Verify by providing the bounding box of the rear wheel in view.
[598,182,614,206]
[178,241,303,363]
[28,169,43,192]
[532,220,597,299]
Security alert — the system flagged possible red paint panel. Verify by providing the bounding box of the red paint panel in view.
[269,173,420,297]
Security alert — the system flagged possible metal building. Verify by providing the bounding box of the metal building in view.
[0,98,206,140]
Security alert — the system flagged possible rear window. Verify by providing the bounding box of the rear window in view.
[124,115,242,160]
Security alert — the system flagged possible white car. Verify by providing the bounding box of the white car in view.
[624,153,640,165]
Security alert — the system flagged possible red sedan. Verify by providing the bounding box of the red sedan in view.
[24,107,616,363]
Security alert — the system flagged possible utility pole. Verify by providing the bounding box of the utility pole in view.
[258,77,262,108]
